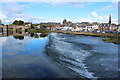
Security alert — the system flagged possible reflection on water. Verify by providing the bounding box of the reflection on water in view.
[2,33,66,78]
[0,31,48,40]
[1,32,119,79]
[13,36,24,40]
[0,30,48,39]
[12,33,44,40]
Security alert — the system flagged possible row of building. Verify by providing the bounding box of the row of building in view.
[57,23,120,32]
[47,15,120,32]
[0,15,120,32]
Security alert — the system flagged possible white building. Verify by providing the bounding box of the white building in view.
[71,26,80,31]
[92,24,99,30]
[118,26,120,31]
[85,25,93,31]
[60,26,72,31]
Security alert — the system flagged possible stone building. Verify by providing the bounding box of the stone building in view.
[98,15,111,31]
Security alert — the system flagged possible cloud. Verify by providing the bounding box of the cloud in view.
[90,11,118,24]
[73,12,104,23]
[40,2,92,8]
[91,12,98,19]
[74,18,95,23]
[73,11,118,24]
[0,2,66,24]
[0,2,118,24]
[91,2,118,24]
[91,12,106,21]
[111,18,118,24]
[0,2,65,24]
[0,2,48,24]
[0,3,29,24]
[38,18,63,23]
[95,2,118,11]
[0,13,7,20]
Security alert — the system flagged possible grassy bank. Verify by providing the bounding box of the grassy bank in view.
[28,29,48,33]
[102,38,119,44]
[49,30,120,44]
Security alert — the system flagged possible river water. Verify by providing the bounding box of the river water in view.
[1,33,119,79]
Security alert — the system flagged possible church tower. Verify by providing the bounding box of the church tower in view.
[63,19,67,25]
[109,15,111,24]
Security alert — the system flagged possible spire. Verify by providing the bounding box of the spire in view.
[109,14,111,24]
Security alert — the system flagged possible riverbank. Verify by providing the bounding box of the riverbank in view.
[28,29,48,33]
[7,29,120,44]
[48,30,120,44]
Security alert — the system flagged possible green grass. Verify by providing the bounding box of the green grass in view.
[102,38,120,44]
[8,24,23,26]
[28,29,48,33]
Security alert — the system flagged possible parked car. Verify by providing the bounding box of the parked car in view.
[97,31,101,33]
[102,31,105,33]
[105,30,111,33]
[112,31,120,34]
[92,31,97,33]
[117,31,120,34]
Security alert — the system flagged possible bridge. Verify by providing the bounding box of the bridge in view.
[0,25,30,32]
[0,25,30,36]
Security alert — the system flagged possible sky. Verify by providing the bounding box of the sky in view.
[0,1,119,24]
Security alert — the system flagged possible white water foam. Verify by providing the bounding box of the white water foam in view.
[49,33,97,79]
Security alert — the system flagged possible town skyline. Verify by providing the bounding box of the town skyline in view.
[0,1,118,24]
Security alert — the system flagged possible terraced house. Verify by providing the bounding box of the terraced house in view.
[98,23,110,31]
[98,15,111,31]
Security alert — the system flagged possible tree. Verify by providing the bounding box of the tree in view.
[31,24,40,29]
[13,20,19,25]
[13,36,24,40]
[68,21,72,25]
[13,20,24,25]
[46,25,52,28]
[30,24,34,29]
[19,20,24,25]
[40,25,47,29]
[0,20,2,25]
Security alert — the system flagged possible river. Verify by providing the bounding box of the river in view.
[1,32,119,79]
